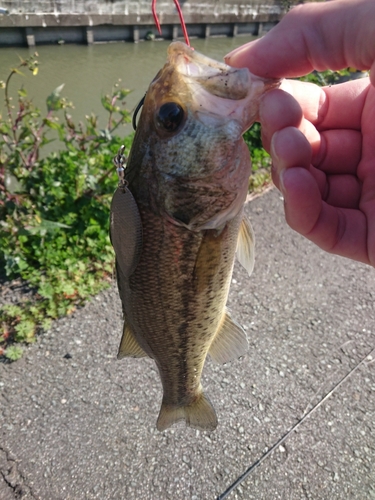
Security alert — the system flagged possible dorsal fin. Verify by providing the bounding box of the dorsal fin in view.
[209,310,248,364]
[110,187,143,278]
[236,216,255,276]
[117,322,148,359]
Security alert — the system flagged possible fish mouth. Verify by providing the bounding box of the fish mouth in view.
[168,41,250,101]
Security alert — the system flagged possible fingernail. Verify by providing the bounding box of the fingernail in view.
[270,131,286,195]
[278,169,287,196]
[224,40,257,65]
[270,131,280,164]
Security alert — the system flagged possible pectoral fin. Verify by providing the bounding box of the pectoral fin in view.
[117,322,148,359]
[110,187,143,278]
[209,310,248,364]
[236,216,255,276]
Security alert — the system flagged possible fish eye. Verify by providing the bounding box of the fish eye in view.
[156,102,184,133]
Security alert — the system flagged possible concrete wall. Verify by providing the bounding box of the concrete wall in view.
[0,0,298,46]
[1,0,289,16]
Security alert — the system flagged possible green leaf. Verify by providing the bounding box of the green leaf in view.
[38,282,55,299]
[4,345,24,361]
[43,118,64,131]
[18,87,27,98]
[19,218,71,236]
[46,83,65,112]
[14,319,36,342]
[100,128,112,141]
[2,305,23,318]
[0,122,11,134]
[11,68,25,76]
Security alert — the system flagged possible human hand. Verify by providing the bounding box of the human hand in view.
[225,0,375,265]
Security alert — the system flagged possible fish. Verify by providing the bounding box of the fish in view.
[110,41,279,432]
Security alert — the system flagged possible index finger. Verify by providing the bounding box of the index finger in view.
[225,0,375,85]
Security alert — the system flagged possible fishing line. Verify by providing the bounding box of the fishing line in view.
[132,94,146,130]
[216,346,375,500]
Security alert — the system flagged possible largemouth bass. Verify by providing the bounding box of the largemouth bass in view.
[110,42,279,432]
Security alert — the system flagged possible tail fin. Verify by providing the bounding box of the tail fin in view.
[156,392,218,432]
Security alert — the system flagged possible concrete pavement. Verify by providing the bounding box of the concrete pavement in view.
[1,188,375,499]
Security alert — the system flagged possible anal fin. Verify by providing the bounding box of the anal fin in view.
[117,322,148,359]
[236,215,255,276]
[156,392,218,432]
[209,310,248,364]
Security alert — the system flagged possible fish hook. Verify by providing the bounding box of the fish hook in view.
[134,0,190,132]
[132,93,146,131]
[151,0,191,47]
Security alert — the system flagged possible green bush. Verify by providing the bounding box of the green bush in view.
[0,53,133,360]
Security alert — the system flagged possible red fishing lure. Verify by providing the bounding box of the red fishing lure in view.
[151,0,191,47]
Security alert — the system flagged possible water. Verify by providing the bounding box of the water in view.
[0,36,255,139]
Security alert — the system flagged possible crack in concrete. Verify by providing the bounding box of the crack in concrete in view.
[0,445,38,499]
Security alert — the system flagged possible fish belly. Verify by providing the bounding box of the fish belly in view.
[122,208,242,430]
